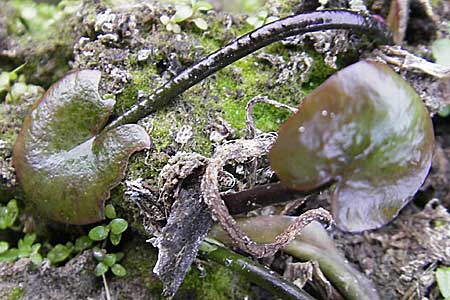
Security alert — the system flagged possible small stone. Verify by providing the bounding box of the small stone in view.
[137,49,152,62]
[175,125,194,145]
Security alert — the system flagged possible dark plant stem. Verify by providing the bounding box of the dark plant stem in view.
[199,241,318,300]
[223,182,305,215]
[105,10,392,130]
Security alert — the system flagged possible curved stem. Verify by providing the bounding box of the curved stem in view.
[199,241,318,300]
[209,217,381,300]
[105,10,392,130]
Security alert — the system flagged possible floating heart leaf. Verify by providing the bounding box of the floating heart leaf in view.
[13,70,150,225]
[269,61,434,232]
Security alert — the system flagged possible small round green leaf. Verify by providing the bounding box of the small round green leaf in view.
[160,15,170,25]
[0,241,9,254]
[173,5,193,23]
[103,253,117,267]
[0,199,19,230]
[75,236,93,252]
[110,233,122,246]
[436,267,450,298]
[17,244,31,258]
[22,233,36,248]
[89,225,110,241]
[193,18,208,30]
[95,262,109,277]
[30,253,43,265]
[0,248,19,262]
[270,61,434,232]
[109,218,128,235]
[194,1,213,11]
[105,204,117,219]
[31,243,41,255]
[111,263,127,277]
[47,244,72,264]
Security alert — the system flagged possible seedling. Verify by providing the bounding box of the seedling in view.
[160,0,213,33]
[0,233,42,265]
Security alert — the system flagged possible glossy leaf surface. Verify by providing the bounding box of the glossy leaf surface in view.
[269,61,434,232]
[13,70,151,224]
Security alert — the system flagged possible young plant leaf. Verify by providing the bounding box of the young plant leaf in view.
[74,236,93,252]
[0,241,9,254]
[109,218,128,235]
[104,204,117,219]
[95,262,109,277]
[103,253,117,267]
[13,70,151,225]
[110,233,122,246]
[0,248,19,263]
[111,263,127,277]
[269,61,434,232]
[89,225,110,241]
[47,244,72,264]
[436,267,450,299]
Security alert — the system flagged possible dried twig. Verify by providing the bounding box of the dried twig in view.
[201,135,332,258]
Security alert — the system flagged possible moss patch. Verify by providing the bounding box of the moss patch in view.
[121,238,252,300]
[7,287,24,300]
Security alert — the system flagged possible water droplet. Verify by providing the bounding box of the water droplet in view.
[224,258,233,266]
[321,110,328,117]
[298,126,305,133]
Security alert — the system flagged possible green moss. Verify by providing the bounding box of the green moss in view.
[7,287,24,300]
[178,261,252,300]
[121,238,252,300]
[305,51,338,89]
[4,0,79,87]
[213,56,301,134]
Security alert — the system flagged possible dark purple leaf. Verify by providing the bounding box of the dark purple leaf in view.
[269,61,434,232]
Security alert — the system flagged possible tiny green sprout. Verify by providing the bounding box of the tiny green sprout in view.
[0,199,19,230]
[47,243,73,264]
[103,253,117,267]
[111,263,127,277]
[160,0,212,33]
[0,248,19,263]
[0,233,42,265]
[0,241,9,254]
[89,225,110,241]
[93,251,126,277]
[105,204,117,219]
[95,262,109,277]
[436,267,450,299]
[109,218,128,235]
[246,10,278,29]
[110,233,121,246]
[74,235,93,252]
[0,64,25,95]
